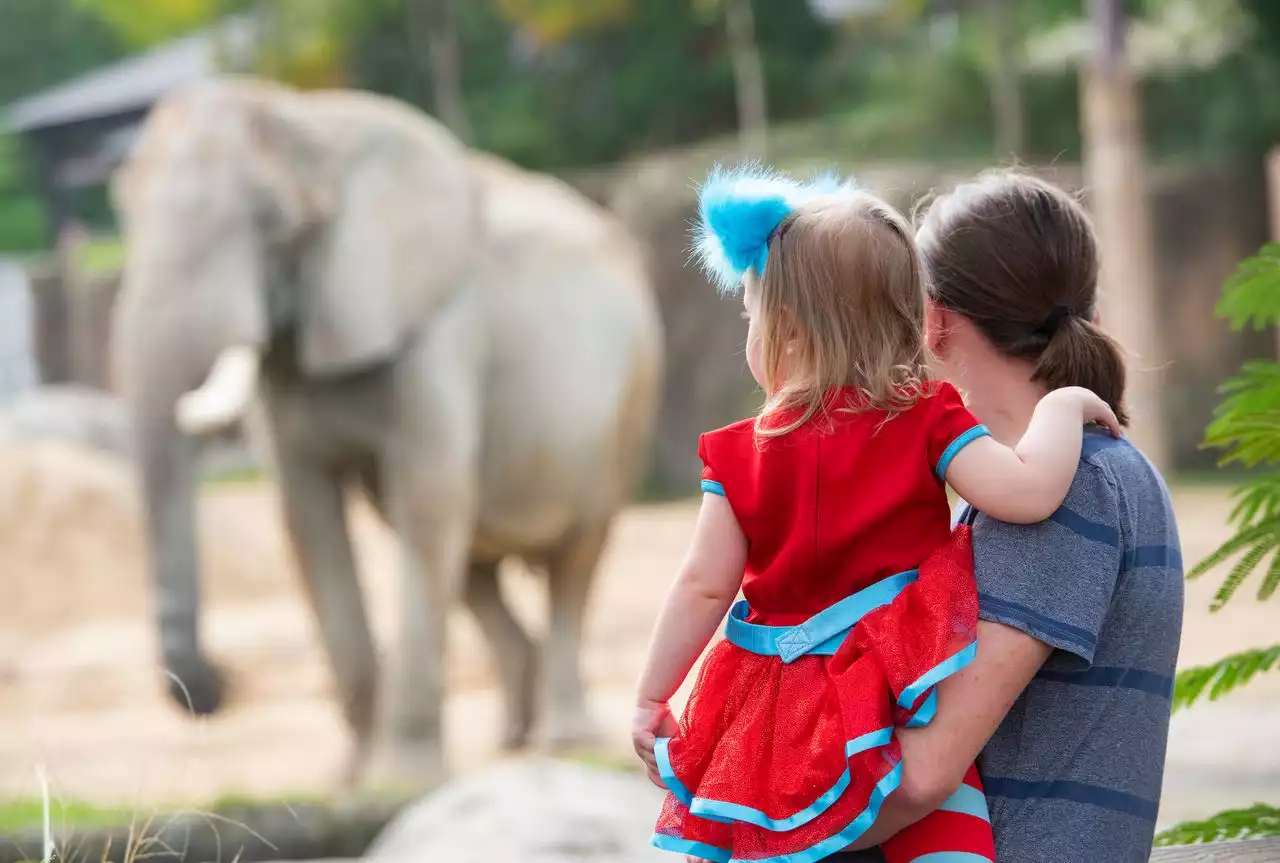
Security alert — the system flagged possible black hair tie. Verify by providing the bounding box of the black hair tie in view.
[1036,305,1076,338]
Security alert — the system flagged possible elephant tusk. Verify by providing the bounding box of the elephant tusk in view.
[174,345,261,436]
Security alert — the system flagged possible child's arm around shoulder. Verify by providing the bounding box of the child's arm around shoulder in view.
[945,386,1121,524]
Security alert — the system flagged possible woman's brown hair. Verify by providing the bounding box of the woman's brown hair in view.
[756,191,931,438]
[915,170,1130,425]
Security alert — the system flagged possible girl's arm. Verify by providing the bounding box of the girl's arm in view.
[945,386,1120,524]
[635,492,749,708]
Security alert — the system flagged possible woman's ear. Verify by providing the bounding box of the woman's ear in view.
[924,300,950,356]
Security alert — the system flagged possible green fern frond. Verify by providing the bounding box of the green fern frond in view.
[1215,242,1280,331]
[1153,803,1280,846]
[1187,516,1280,580]
[1212,541,1279,610]
[1261,546,1280,601]
[1172,645,1280,712]
[1228,475,1280,526]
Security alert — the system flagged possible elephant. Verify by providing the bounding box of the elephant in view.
[108,76,664,788]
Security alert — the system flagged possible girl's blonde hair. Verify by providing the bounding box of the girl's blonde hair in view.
[754,191,931,438]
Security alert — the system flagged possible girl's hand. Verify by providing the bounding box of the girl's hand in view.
[632,698,679,788]
[1051,386,1123,438]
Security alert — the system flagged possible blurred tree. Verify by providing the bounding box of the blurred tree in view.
[407,0,472,141]
[697,0,768,159]
[984,0,1023,158]
[494,0,633,47]
[346,0,829,170]
[251,0,349,88]
[74,0,225,47]
[1081,0,1169,470]
[0,1,126,252]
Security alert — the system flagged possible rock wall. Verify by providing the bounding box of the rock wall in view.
[23,155,1271,495]
[588,153,1271,490]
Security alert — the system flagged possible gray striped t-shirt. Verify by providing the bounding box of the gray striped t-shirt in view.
[956,430,1185,862]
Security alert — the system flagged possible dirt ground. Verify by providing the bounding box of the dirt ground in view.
[0,451,1276,831]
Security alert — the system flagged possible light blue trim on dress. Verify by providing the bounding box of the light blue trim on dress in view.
[702,479,726,496]
[905,689,937,728]
[934,424,991,480]
[937,783,992,822]
[651,835,731,863]
[672,728,894,832]
[909,853,994,863]
[649,763,905,863]
[724,569,919,662]
[898,641,978,710]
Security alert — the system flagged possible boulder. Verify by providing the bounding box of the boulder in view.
[0,384,133,459]
[365,758,669,863]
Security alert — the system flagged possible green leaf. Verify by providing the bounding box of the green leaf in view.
[1215,242,1280,331]
[1172,645,1280,712]
[1153,803,1280,846]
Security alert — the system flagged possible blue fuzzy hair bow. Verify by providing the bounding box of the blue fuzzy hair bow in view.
[691,162,856,295]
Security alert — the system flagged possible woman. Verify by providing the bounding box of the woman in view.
[836,171,1185,862]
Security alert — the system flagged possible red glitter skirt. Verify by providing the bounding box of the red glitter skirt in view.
[651,526,980,863]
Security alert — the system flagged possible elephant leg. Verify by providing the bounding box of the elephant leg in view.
[371,460,475,793]
[273,449,378,787]
[540,521,610,750]
[464,558,538,750]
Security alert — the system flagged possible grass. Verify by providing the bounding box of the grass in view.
[0,788,356,836]
[73,236,126,276]
[201,463,267,488]
[0,798,130,834]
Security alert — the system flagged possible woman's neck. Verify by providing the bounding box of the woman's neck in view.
[950,356,1047,446]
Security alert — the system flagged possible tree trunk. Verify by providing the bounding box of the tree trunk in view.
[724,0,767,160]
[986,0,1023,159]
[1266,146,1280,358]
[408,0,472,144]
[1080,0,1169,470]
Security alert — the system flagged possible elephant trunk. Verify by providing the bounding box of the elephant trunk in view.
[115,312,232,716]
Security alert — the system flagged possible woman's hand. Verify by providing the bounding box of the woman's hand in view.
[632,697,679,788]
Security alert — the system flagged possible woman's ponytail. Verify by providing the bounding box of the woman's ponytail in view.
[1032,315,1129,426]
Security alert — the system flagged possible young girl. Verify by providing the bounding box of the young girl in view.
[631,166,1120,863]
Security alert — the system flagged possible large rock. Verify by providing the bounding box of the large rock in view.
[365,758,669,863]
[0,384,133,459]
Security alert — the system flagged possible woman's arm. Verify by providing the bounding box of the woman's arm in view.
[945,387,1120,524]
[844,620,1052,849]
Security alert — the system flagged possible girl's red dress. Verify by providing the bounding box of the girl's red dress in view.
[651,382,997,863]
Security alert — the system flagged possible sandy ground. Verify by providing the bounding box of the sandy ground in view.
[0,457,1276,831]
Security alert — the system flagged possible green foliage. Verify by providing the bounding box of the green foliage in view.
[348,0,832,170]
[1173,645,1280,711]
[1215,243,1280,330]
[1154,804,1280,846]
[1187,246,1280,609]
[75,0,224,47]
[1163,237,1280,850]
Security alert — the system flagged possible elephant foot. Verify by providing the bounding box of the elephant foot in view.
[163,654,226,716]
[538,706,604,754]
[357,739,448,798]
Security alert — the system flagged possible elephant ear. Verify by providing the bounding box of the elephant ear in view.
[251,95,484,376]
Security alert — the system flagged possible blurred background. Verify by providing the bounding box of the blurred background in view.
[0,0,1277,858]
